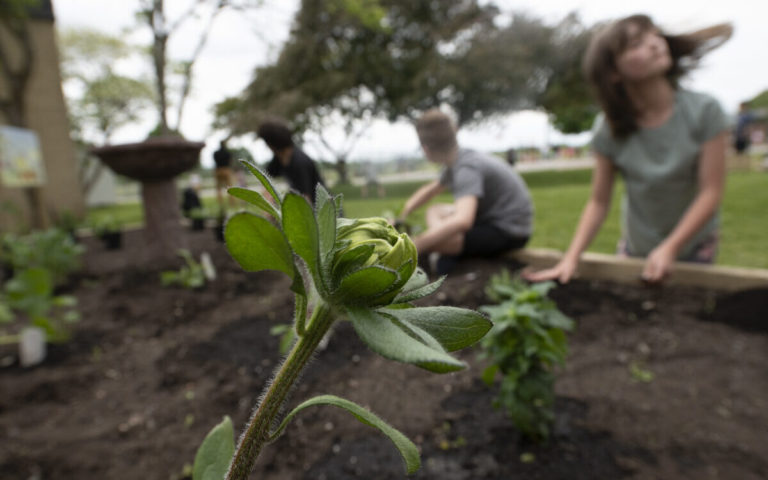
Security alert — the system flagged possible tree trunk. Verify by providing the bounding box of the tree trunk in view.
[335,157,349,185]
[140,179,187,265]
[150,0,170,136]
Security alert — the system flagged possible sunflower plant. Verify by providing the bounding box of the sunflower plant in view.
[191,162,491,480]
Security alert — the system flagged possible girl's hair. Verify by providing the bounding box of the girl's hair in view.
[257,120,294,150]
[415,109,458,154]
[583,14,732,138]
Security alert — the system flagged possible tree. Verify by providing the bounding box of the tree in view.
[135,0,262,138]
[216,0,498,183]
[0,0,40,127]
[536,13,598,134]
[216,2,598,183]
[58,28,155,195]
[747,89,768,110]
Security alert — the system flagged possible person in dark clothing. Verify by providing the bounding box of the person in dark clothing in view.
[733,102,753,155]
[213,140,235,210]
[257,120,326,204]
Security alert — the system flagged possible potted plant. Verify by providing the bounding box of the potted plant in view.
[188,207,208,231]
[91,216,123,250]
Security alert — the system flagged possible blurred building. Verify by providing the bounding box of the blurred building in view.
[0,0,83,231]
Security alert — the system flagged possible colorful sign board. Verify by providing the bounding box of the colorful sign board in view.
[0,126,46,187]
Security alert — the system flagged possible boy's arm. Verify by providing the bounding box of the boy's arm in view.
[400,180,445,219]
[412,195,477,253]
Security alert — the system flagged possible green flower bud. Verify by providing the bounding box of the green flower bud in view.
[332,217,418,305]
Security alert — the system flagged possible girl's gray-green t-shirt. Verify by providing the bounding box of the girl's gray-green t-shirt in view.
[439,148,533,238]
[591,89,728,258]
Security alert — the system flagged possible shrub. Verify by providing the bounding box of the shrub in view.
[1,267,80,344]
[479,270,574,442]
[0,228,84,286]
[160,249,212,289]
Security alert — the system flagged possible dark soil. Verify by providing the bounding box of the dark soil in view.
[1,227,767,480]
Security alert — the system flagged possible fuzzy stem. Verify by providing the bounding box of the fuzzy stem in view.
[226,302,334,480]
[294,294,308,336]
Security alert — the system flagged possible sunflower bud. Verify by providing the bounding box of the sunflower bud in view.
[332,217,418,305]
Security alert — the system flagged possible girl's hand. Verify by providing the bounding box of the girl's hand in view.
[642,243,677,283]
[523,256,579,284]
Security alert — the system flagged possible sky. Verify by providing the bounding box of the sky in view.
[52,0,768,167]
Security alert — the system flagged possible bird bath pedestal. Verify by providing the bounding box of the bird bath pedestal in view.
[91,137,204,265]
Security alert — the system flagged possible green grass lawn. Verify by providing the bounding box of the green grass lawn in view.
[85,169,768,269]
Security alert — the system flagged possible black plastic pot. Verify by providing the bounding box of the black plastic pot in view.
[100,231,123,250]
[1,262,13,282]
[214,222,225,243]
[191,218,205,231]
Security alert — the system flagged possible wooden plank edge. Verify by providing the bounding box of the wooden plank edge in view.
[508,248,768,291]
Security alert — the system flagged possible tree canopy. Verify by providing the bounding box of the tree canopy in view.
[215,1,598,142]
[59,28,154,144]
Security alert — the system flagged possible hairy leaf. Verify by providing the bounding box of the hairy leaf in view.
[393,275,445,303]
[333,265,397,305]
[347,307,465,373]
[282,193,322,289]
[379,306,491,352]
[228,186,280,219]
[270,394,420,474]
[192,416,234,480]
[241,161,282,205]
[225,212,294,278]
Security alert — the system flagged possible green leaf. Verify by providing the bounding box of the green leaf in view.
[347,307,465,373]
[227,186,280,220]
[333,265,397,305]
[282,193,322,287]
[400,267,429,292]
[394,275,445,303]
[543,310,575,330]
[380,306,491,352]
[315,185,337,284]
[529,280,556,297]
[192,416,235,480]
[241,160,281,205]
[224,212,294,278]
[270,394,420,475]
[331,243,375,281]
[482,364,499,386]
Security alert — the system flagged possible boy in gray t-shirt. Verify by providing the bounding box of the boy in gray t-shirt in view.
[398,109,533,274]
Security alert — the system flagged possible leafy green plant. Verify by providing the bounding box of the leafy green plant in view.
[160,249,208,289]
[191,162,492,480]
[0,228,85,286]
[90,214,121,236]
[0,267,80,345]
[479,270,574,443]
[54,209,80,237]
[188,207,210,220]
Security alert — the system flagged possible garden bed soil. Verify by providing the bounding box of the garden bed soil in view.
[1,227,767,479]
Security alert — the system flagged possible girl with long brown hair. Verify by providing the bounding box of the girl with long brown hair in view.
[526,14,732,284]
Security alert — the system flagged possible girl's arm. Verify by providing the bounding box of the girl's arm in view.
[400,180,445,219]
[524,153,615,283]
[642,132,727,281]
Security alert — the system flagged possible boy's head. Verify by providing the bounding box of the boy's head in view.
[415,109,458,162]
[257,120,294,152]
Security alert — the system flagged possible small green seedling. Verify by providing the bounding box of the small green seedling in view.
[160,250,215,289]
[480,270,573,443]
[1,267,80,345]
[191,162,492,480]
